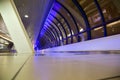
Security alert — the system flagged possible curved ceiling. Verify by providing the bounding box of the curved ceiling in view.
[14,0,55,43]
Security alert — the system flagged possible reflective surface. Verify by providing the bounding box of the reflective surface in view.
[0,53,31,80]
[0,51,120,80]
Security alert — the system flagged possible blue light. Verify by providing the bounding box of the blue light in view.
[35,1,63,50]
[48,15,54,22]
[54,2,61,11]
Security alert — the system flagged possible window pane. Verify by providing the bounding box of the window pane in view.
[78,0,102,27]
[98,0,120,21]
[59,0,87,31]
[107,20,120,36]
[91,27,104,39]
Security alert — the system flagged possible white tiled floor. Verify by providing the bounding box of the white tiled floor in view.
[0,52,120,80]
[0,53,31,80]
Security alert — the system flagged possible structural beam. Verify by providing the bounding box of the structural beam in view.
[0,0,34,53]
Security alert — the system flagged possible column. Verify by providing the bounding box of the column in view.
[0,0,34,53]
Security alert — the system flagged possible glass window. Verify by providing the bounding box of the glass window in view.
[54,2,79,35]
[98,0,120,21]
[59,0,87,31]
[51,10,71,37]
[91,27,104,39]
[107,20,120,36]
[78,0,102,27]
[53,19,66,39]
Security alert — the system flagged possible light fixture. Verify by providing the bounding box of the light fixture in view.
[107,20,120,27]
[24,14,29,18]
[80,28,84,32]
[94,27,102,31]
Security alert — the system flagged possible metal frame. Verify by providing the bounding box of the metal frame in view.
[72,0,91,40]
[40,35,49,48]
[41,28,55,42]
[43,29,55,44]
[42,28,57,47]
[47,17,64,42]
[56,0,80,42]
[46,21,61,45]
[52,8,73,43]
[44,23,60,46]
[37,0,120,50]
[42,34,53,48]
[44,26,59,46]
[39,29,55,48]
[38,0,55,32]
[44,30,56,47]
[40,37,51,49]
[50,13,68,44]
[94,0,107,36]
[36,0,55,49]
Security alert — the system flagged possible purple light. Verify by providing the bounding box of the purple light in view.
[48,2,61,19]
[35,1,62,50]
[48,15,54,21]
[54,2,61,11]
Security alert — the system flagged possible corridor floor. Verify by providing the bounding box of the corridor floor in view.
[0,51,120,80]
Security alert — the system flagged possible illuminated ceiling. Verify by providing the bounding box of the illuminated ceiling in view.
[14,0,55,42]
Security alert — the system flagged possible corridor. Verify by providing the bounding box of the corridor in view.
[0,0,120,80]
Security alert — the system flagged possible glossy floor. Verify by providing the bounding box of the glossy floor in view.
[0,51,120,80]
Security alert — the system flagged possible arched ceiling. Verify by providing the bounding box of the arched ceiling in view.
[13,0,55,43]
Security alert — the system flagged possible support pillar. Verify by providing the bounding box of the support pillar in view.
[0,0,34,53]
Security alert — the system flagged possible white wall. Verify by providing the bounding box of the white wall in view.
[44,34,120,51]
[0,0,34,53]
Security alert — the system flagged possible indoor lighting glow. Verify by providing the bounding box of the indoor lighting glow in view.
[94,27,102,31]
[107,20,120,27]
[72,30,74,35]
[67,33,71,37]
[24,14,29,18]
[60,36,62,40]
[80,28,84,32]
